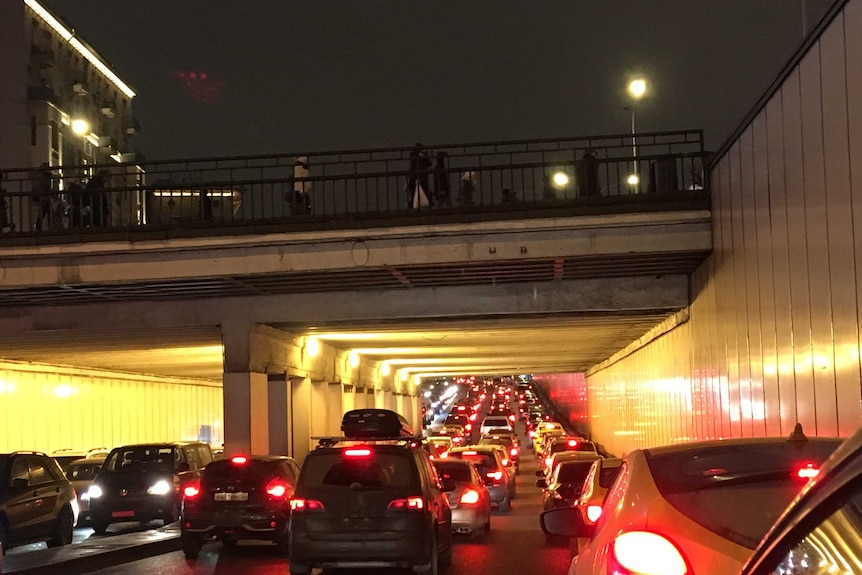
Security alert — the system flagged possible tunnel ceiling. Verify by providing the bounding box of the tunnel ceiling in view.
[0,311,673,381]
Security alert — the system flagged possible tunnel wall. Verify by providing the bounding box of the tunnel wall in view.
[0,361,223,453]
[587,0,862,457]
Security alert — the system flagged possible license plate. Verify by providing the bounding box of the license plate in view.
[112,510,135,518]
[214,492,248,502]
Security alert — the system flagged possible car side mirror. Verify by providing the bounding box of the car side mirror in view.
[535,478,548,489]
[540,507,593,539]
[441,478,457,492]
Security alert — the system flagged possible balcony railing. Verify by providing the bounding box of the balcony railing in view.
[0,130,709,241]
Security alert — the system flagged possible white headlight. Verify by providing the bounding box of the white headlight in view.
[80,491,90,501]
[147,480,172,495]
[88,485,103,499]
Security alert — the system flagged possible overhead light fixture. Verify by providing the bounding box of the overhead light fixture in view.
[306,336,320,358]
[399,370,409,382]
[380,361,391,376]
[71,119,89,135]
[348,351,360,369]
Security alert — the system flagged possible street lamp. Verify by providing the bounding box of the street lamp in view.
[627,78,647,191]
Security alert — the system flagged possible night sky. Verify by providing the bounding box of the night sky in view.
[43,1,833,161]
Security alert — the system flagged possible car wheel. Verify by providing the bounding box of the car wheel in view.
[181,534,203,559]
[288,562,311,575]
[47,507,74,548]
[497,495,511,513]
[91,518,110,535]
[415,529,439,575]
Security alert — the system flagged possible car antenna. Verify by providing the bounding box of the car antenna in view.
[788,422,808,442]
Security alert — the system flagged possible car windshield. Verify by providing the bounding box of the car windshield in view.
[449,451,497,471]
[556,461,594,484]
[299,450,417,489]
[103,446,176,472]
[646,439,843,548]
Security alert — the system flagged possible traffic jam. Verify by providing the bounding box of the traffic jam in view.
[2,375,862,575]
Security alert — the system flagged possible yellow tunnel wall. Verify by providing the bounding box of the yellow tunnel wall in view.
[587,1,862,458]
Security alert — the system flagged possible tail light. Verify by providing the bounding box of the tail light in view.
[266,478,290,499]
[344,448,372,458]
[465,423,472,431]
[486,470,503,482]
[290,497,325,511]
[453,437,463,444]
[586,504,603,523]
[183,481,201,498]
[545,456,553,467]
[567,439,579,447]
[388,496,425,510]
[501,458,511,467]
[509,447,518,457]
[460,489,480,505]
[529,430,537,438]
[796,463,819,479]
[508,414,515,422]
[230,455,249,465]
[608,531,689,575]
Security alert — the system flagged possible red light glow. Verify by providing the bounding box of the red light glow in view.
[460,489,480,505]
[230,455,249,465]
[290,497,324,511]
[586,504,603,523]
[797,464,820,479]
[344,448,372,457]
[388,496,424,510]
[266,479,289,499]
[611,531,688,575]
[183,483,201,498]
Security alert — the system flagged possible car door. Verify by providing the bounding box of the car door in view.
[4,455,40,543]
[26,456,64,538]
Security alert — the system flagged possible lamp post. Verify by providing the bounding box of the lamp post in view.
[627,78,647,191]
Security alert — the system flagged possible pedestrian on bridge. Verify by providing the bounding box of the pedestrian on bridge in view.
[433,151,451,207]
[407,143,432,209]
[459,171,477,207]
[289,156,312,215]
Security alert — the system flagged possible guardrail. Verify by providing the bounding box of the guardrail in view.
[0,131,708,239]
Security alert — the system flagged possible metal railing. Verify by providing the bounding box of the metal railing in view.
[0,131,708,239]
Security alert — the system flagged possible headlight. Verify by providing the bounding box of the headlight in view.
[147,480,172,495]
[80,491,90,501]
[88,485,103,499]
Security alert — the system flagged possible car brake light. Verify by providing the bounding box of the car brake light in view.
[609,531,689,575]
[230,455,248,465]
[388,496,424,510]
[567,439,578,447]
[501,458,510,467]
[460,489,480,505]
[290,497,325,511]
[529,430,537,438]
[465,423,472,431]
[462,450,477,455]
[510,447,518,457]
[509,415,515,421]
[344,448,372,457]
[266,478,290,499]
[486,471,503,481]
[545,457,553,467]
[796,463,819,479]
[453,437,463,444]
[183,482,201,498]
[586,504,603,523]
[440,452,448,458]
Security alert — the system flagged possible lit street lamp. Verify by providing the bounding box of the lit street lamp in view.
[626,78,647,191]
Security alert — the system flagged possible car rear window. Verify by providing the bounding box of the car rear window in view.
[557,461,594,484]
[448,451,497,470]
[479,437,513,448]
[299,450,417,489]
[483,418,509,427]
[433,461,472,482]
[646,439,843,548]
[204,459,282,482]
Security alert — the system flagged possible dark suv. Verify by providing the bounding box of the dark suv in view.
[180,454,301,558]
[289,408,454,575]
[88,441,212,534]
[0,451,78,553]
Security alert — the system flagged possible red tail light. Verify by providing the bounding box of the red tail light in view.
[452,437,463,444]
[465,423,472,431]
[509,447,518,457]
[508,414,515,422]
[486,470,503,482]
[183,482,201,498]
[230,455,248,465]
[290,497,325,511]
[609,531,689,575]
[567,439,578,447]
[529,430,537,438]
[586,504,603,523]
[460,489,480,505]
[796,463,819,479]
[388,496,424,510]
[462,450,477,455]
[266,478,290,499]
[545,456,553,467]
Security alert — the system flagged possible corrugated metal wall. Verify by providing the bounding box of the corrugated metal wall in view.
[589,0,862,457]
[0,363,223,453]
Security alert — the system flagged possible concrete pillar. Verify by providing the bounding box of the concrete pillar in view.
[291,376,312,463]
[343,385,356,413]
[267,374,289,456]
[223,371,269,456]
[326,383,344,435]
[310,381,328,447]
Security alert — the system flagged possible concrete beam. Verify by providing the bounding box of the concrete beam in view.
[0,276,689,333]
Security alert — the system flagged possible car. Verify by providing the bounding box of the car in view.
[64,456,106,526]
[478,432,521,467]
[480,415,513,435]
[536,459,596,512]
[0,451,78,553]
[540,426,844,575]
[444,413,473,437]
[433,459,491,539]
[532,421,565,452]
[87,441,213,534]
[737,424,862,575]
[423,436,454,460]
[51,448,110,473]
[569,457,623,557]
[288,408,454,575]
[438,423,468,446]
[447,445,514,512]
[180,453,301,558]
[542,451,603,481]
[541,437,598,470]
